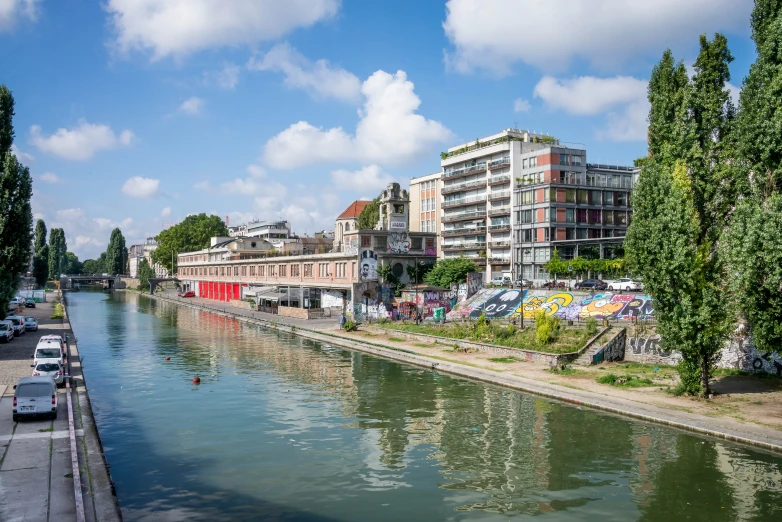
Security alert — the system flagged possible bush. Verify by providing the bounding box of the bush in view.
[585,317,598,336]
[535,312,560,344]
[51,303,65,319]
[343,319,358,332]
[676,359,703,395]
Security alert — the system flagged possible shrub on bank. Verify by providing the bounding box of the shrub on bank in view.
[51,303,64,319]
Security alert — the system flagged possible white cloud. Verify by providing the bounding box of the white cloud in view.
[177,96,204,115]
[248,43,361,103]
[330,164,392,193]
[513,98,530,113]
[727,82,741,106]
[39,172,61,184]
[106,0,340,60]
[122,176,160,198]
[45,208,138,259]
[160,207,171,217]
[193,180,211,191]
[204,62,240,89]
[443,0,751,74]
[596,99,650,142]
[11,143,34,163]
[30,120,134,160]
[0,0,41,31]
[534,76,647,116]
[264,70,453,169]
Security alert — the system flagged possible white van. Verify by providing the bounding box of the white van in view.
[33,342,64,367]
[13,376,58,421]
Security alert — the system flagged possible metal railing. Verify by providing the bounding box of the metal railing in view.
[442,195,488,208]
[441,179,487,194]
[442,209,487,222]
[488,207,511,216]
[442,242,487,251]
[442,226,486,237]
[488,191,511,200]
[488,175,511,185]
[488,223,510,231]
[489,158,511,169]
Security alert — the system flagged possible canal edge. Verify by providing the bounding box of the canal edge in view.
[62,296,124,521]
[145,293,782,455]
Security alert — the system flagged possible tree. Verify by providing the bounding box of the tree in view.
[626,36,736,396]
[423,258,479,288]
[137,258,156,290]
[32,219,49,287]
[543,250,568,277]
[152,213,228,274]
[723,2,782,356]
[63,252,83,275]
[82,258,103,274]
[48,228,67,278]
[357,197,380,230]
[104,228,126,275]
[0,85,33,312]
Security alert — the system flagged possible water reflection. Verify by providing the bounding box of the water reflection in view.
[67,291,782,521]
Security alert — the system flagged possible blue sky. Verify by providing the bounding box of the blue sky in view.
[1,0,758,259]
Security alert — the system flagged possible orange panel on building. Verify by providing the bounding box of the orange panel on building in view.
[556,228,566,241]
[556,208,566,223]
[536,188,544,202]
[556,188,566,202]
[536,208,545,223]
[536,228,545,242]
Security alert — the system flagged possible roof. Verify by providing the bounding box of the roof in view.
[337,200,372,220]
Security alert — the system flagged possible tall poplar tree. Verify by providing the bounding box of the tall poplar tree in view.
[0,85,34,311]
[33,219,49,287]
[723,1,782,356]
[104,228,126,275]
[48,228,67,278]
[626,35,736,396]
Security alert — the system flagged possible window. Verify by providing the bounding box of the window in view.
[521,190,533,204]
[241,266,246,276]
[234,267,239,276]
[336,263,347,278]
[603,191,614,205]
[604,210,614,224]
[319,263,329,278]
[616,212,628,225]
[566,228,576,240]
[577,209,587,223]
[304,263,313,277]
[616,192,627,206]
[260,265,265,277]
[577,189,588,204]
[534,247,550,261]
[292,264,300,277]
[269,265,276,277]
[566,189,576,203]
[374,236,387,250]
[412,237,423,250]
[603,229,614,238]
[577,228,588,239]
[566,208,575,223]
[361,236,371,248]
[522,229,533,243]
[530,157,537,168]
[352,262,356,278]
[591,190,602,204]
[559,154,570,165]
[522,247,533,261]
[520,210,532,223]
[572,155,583,166]
[589,209,602,224]
[280,265,287,277]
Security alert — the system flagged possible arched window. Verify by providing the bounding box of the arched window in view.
[345,222,350,232]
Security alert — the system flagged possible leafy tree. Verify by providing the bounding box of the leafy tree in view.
[0,85,33,312]
[33,219,49,287]
[423,257,479,288]
[543,250,568,277]
[357,197,380,230]
[723,1,782,355]
[626,36,735,396]
[376,264,403,296]
[82,258,104,274]
[63,252,83,274]
[406,262,432,284]
[137,258,156,290]
[104,228,126,275]
[152,213,228,273]
[48,228,67,278]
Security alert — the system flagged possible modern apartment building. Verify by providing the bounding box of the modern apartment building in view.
[438,128,559,282]
[514,162,638,280]
[229,220,292,241]
[409,172,442,251]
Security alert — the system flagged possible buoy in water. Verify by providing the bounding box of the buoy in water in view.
[165,357,170,361]
[192,376,201,384]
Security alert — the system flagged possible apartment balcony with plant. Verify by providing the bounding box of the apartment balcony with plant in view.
[442,208,487,223]
[441,179,486,195]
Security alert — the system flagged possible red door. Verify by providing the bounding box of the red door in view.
[234,284,240,301]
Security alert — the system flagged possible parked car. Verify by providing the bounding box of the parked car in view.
[0,321,14,343]
[575,279,607,290]
[24,316,38,331]
[607,278,639,291]
[6,298,20,311]
[33,343,64,368]
[178,290,196,298]
[515,279,532,288]
[39,335,65,357]
[25,298,35,308]
[12,376,58,421]
[33,362,64,386]
[4,316,25,336]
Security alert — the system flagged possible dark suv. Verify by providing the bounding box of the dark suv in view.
[575,279,607,290]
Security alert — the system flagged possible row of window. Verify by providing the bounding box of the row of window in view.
[516,227,627,243]
[517,208,630,225]
[421,197,437,212]
[178,261,356,280]
[421,219,436,233]
[517,189,629,206]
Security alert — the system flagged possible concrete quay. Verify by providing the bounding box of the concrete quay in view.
[0,298,121,522]
[147,289,782,454]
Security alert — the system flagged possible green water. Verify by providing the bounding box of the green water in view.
[66,291,782,521]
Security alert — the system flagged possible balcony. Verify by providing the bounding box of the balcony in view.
[488,190,511,201]
[489,240,511,248]
[442,209,487,223]
[488,223,510,232]
[488,175,510,186]
[489,157,511,170]
[441,179,486,195]
[488,207,511,216]
[442,226,486,237]
[442,194,488,209]
[442,242,487,251]
[488,257,511,265]
[443,163,487,180]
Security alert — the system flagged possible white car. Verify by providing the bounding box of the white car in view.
[39,334,65,355]
[24,316,38,331]
[491,276,510,286]
[0,321,14,343]
[33,343,64,368]
[608,278,639,291]
[33,362,64,386]
[13,376,58,421]
[5,316,25,336]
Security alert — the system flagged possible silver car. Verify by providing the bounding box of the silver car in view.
[12,376,58,421]
[0,321,13,343]
[33,362,63,386]
[24,316,38,331]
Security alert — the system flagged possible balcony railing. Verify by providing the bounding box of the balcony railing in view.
[488,191,511,201]
[442,226,486,237]
[443,163,487,179]
[442,209,487,222]
[488,175,511,186]
[488,223,510,232]
[441,179,487,194]
[489,158,510,169]
[488,240,511,248]
[442,195,488,208]
[442,242,487,251]
[488,207,511,216]
[488,257,511,264]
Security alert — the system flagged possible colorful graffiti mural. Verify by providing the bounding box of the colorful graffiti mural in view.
[470,289,525,319]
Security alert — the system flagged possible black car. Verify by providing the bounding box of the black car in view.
[575,279,607,290]
[24,299,35,308]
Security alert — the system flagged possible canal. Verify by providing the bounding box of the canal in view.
[66,291,782,521]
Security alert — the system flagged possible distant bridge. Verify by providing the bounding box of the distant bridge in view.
[60,274,121,289]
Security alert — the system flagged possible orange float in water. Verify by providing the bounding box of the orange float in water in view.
[192,376,201,384]
[165,357,170,361]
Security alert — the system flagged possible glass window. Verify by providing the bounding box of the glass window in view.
[572,155,583,166]
[565,189,576,203]
[604,210,614,224]
[566,228,576,240]
[577,228,588,239]
[522,230,533,243]
[616,192,627,206]
[577,189,588,204]
[566,208,575,223]
[603,191,614,205]
[374,236,387,250]
[586,172,595,186]
[522,158,528,168]
[522,246,533,261]
[530,157,537,167]
[559,154,569,165]
[522,190,533,204]
[591,190,602,204]
[412,237,423,250]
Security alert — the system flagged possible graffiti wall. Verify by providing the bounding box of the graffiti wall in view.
[359,249,378,281]
[399,286,460,318]
[387,232,411,253]
[466,271,483,298]
[344,237,359,256]
[469,289,526,319]
[322,290,346,309]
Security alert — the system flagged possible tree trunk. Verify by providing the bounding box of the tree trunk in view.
[700,354,710,398]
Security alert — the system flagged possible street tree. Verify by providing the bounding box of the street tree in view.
[723,1,782,356]
[48,228,67,279]
[82,258,103,274]
[152,213,228,274]
[63,252,83,275]
[423,257,479,288]
[357,197,380,230]
[626,36,736,396]
[137,258,156,291]
[104,228,126,275]
[33,219,49,287]
[0,85,34,311]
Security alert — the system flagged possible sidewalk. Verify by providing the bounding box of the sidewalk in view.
[147,291,782,453]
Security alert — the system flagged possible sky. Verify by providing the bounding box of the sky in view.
[0,0,759,260]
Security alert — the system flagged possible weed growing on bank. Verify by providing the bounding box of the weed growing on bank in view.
[597,373,656,388]
[51,303,64,319]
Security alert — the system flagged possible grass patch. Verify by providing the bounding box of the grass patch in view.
[362,333,377,337]
[38,426,54,432]
[387,337,405,343]
[550,365,581,375]
[597,373,656,388]
[51,303,65,319]
[413,343,430,348]
[488,357,520,363]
